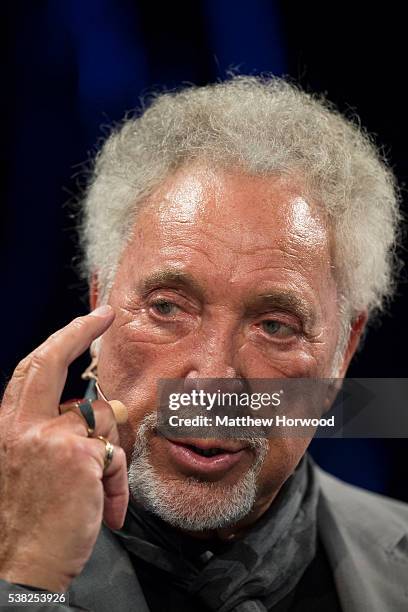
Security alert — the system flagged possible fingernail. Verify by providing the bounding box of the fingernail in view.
[90,305,113,318]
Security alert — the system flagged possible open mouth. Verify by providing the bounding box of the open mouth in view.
[164,437,249,478]
[182,444,232,458]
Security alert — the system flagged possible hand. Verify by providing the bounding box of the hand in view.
[0,306,129,592]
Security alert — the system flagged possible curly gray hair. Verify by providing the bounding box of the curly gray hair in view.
[80,75,402,328]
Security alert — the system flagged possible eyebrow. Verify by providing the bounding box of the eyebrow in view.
[245,292,316,328]
[138,269,206,300]
[137,269,315,327]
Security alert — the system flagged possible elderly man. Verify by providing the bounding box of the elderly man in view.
[0,76,406,611]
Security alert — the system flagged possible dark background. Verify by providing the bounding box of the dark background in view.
[2,2,407,499]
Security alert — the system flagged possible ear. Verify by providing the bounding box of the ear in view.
[336,311,368,378]
[89,274,99,311]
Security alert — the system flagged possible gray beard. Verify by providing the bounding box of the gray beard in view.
[128,413,269,531]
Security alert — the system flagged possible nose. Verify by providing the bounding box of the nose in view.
[183,372,247,398]
[182,320,248,395]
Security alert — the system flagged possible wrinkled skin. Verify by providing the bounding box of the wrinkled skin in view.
[94,164,366,537]
[0,163,366,593]
[0,308,128,591]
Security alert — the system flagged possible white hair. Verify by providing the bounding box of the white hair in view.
[128,413,269,530]
[79,75,402,325]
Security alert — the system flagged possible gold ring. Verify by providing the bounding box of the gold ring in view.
[96,436,114,471]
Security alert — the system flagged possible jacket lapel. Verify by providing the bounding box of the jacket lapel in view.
[68,524,150,612]
[66,463,408,611]
[316,466,408,611]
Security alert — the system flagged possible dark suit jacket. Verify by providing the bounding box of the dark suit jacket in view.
[1,466,408,611]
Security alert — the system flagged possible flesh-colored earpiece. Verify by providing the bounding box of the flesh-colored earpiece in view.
[108,400,128,424]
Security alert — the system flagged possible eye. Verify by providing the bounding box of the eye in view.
[261,319,295,338]
[151,299,179,316]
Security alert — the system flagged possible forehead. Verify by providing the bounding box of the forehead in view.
[127,164,332,276]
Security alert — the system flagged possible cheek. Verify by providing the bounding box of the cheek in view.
[257,437,311,499]
[117,422,137,464]
[97,320,198,453]
[237,339,327,378]
[104,323,193,381]
[99,298,188,374]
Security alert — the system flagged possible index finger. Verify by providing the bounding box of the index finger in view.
[8,305,115,420]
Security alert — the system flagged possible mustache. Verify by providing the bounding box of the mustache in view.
[133,412,269,459]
